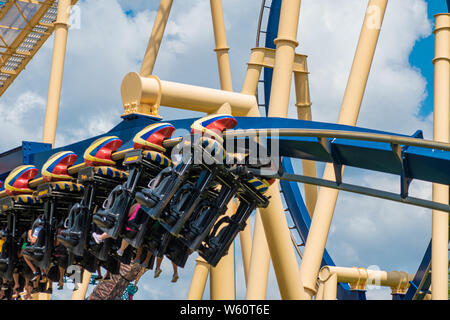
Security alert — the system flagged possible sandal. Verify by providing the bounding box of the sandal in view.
[171,273,179,283]
[154,268,162,278]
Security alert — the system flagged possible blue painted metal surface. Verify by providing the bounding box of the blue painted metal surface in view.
[404,239,431,301]
[0,141,52,188]
[263,0,281,116]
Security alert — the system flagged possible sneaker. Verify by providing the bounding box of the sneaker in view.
[154,268,162,278]
[92,233,102,244]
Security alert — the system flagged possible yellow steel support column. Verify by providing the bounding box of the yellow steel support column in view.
[42,0,71,147]
[120,73,258,117]
[318,266,413,297]
[140,0,173,77]
[240,221,252,284]
[431,13,450,300]
[316,281,325,300]
[208,0,236,299]
[241,48,265,96]
[294,70,318,216]
[258,182,306,299]
[210,202,236,299]
[322,272,337,300]
[257,0,306,300]
[187,257,210,300]
[245,210,270,299]
[267,0,301,117]
[299,0,388,299]
[72,269,92,300]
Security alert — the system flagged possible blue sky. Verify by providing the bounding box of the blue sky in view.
[411,0,449,117]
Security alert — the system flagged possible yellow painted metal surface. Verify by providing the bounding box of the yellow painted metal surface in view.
[431,13,450,300]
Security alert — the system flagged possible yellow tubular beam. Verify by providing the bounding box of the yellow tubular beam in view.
[140,0,173,77]
[294,70,318,217]
[241,51,271,295]
[267,0,301,118]
[210,0,238,299]
[42,0,71,147]
[298,0,388,299]
[319,266,414,297]
[210,204,236,300]
[239,221,252,285]
[210,0,233,91]
[72,269,92,300]
[337,0,389,126]
[187,257,210,300]
[316,281,325,300]
[120,73,258,116]
[322,272,338,300]
[258,181,307,299]
[241,48,265,95]
[245,210,270,299]
[258,0,306,300]
[431,13,450,300]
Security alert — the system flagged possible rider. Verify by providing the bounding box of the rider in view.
[22,216,44,282]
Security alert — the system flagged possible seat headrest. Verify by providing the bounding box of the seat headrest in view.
[84,136,123,166]
[133,122,176,152]
[191,114,237,143]
[5,165,38,195]
[42,151,78,182]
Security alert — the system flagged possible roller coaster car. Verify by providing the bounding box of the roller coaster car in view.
[92,123,176,244]
[134,115,272,267]
[0,166,43,280]
[58,136,127,259]
[138,139,272,267]
[23,152,84,271]
[193,148,274,266]
[134,113,239,238]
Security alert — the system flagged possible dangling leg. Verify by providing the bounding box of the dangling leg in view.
[154,256,163,278]
[171,262,178,283]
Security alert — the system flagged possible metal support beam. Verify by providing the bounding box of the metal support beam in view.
[120,73,258,117]
[431,13,450,300]
[140,0,173,77]
[245,210,270,299]
[298,0,388,299]
[42,0,71,147]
